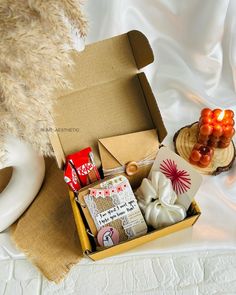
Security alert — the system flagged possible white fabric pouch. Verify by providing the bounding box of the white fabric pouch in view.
[135,171,186,229]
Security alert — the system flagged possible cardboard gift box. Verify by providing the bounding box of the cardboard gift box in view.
[50,30,201,261]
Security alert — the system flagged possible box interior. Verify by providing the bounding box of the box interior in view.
[51,31,167,169]
[70,188,201,259]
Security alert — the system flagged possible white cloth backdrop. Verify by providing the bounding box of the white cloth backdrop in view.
[84,0,236,252]
[1,1,236,294]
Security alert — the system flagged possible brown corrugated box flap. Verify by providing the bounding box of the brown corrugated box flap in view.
[51,30,167,168]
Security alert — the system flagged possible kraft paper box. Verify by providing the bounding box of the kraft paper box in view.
[50,30,201,261]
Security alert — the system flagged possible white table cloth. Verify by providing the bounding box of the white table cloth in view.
[1,0,236,294]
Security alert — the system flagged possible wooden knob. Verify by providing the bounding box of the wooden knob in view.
[125,161,138,176]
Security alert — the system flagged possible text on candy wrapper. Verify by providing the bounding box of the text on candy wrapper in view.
[96,200,138,226]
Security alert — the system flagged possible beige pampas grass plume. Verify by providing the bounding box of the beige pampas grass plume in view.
[0,0,87,160]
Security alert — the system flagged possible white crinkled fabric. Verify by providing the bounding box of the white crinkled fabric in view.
[1,1,236,293]
[136,171,186,229]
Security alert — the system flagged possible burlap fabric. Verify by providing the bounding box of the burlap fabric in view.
[9,158,83,282]
[0,167,12,192]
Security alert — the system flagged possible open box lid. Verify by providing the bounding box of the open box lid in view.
[50,30,167,169]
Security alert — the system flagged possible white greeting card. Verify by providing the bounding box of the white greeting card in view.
[149,147,203,210]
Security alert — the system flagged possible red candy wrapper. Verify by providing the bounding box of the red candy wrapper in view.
[64,162,81,193]
[64,147,100,191]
